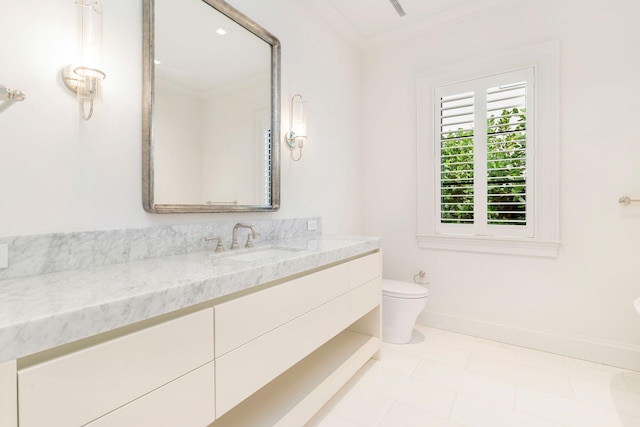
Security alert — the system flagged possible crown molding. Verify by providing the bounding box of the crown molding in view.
[306,0,365,50]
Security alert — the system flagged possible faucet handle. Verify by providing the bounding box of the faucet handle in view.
[245,228,261,248]
[204,236,224,253]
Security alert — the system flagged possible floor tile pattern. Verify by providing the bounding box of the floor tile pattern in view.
[306,326,640,427]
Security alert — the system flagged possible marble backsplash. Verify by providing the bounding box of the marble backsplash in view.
[0,217,322,280]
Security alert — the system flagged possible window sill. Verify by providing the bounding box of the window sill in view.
[417,234,560,258]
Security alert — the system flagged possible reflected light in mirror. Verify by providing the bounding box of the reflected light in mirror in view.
[286,94,308,162]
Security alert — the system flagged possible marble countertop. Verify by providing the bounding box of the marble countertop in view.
[0,235,381,363]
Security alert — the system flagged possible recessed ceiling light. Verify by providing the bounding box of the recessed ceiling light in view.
[216,28,227,35]
[154,59,162,65]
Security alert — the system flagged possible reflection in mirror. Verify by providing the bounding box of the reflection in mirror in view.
[143,0,280,213]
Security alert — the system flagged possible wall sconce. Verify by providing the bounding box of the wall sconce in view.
[62,0,106,121]
[285,94,307,161]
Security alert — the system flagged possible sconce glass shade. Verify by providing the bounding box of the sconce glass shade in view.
[62,0,106,120]
[80,1,103,72]
[291,95,307,139]
[286,94,307,161]
[77,0,104,102]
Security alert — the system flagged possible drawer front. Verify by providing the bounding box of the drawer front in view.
[348,278,382,325]
[0,360,17,427]
[215,263,349,357]
[215,294,350,416]
[348,252,381,290]
[18,309,213,427]
[85,362,215,427]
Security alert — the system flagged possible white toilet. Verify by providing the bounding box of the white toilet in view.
[382,279,428,344]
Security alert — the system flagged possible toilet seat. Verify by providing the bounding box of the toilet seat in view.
[382,279,428,299]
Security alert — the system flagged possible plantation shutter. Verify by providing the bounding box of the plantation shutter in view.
[434,67,534,238]
[486,82,528,227]
[439,91,475,224]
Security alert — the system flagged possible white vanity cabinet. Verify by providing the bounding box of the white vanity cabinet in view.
[0,360,17,427]
[84,362,216,427]
[213,251,382,425]
[9,250,381,427]
[17,309,215,427]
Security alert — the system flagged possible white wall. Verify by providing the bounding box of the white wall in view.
[0,0,363,236]
[362,0,640,367]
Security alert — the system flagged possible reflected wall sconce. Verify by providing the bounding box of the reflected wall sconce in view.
[285,94,308,161]
[62,0,106,120]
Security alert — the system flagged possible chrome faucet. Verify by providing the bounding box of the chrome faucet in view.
[231,223,260,249]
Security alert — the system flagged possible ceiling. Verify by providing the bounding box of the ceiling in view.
[155,0,270,93]
[308,0,519,49]
[153,0,519,91]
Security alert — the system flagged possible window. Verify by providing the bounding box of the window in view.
[436,68,533,238]
[417,43,560,257]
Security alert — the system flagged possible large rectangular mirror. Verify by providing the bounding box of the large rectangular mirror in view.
[142,0,280,213]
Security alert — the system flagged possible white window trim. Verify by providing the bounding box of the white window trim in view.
[416,41,561,258]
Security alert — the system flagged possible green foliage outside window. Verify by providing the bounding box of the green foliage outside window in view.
[441,108,527,225]
[441,128,475,223]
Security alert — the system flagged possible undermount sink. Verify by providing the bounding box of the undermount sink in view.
[221,246,305,262]
[635,297,640,316]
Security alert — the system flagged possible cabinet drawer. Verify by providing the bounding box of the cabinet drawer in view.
[348,252,381,290]
[85,362,215,427]
[215,263,348,357]
[0,360,16,427]
[348,278,382,324]
[18,309,213,427]
[215,294,350,416]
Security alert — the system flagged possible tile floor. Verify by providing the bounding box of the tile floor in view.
[306,325,640,427]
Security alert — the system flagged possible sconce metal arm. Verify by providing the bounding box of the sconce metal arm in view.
[62,66,107,120]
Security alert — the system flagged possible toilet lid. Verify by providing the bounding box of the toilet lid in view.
[382,279,428,299]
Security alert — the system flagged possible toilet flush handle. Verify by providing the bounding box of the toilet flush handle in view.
[414,271,429,285]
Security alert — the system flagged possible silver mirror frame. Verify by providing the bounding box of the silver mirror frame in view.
[142,0,281,213]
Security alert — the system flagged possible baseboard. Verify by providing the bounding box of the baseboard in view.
[417,310,640,372]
